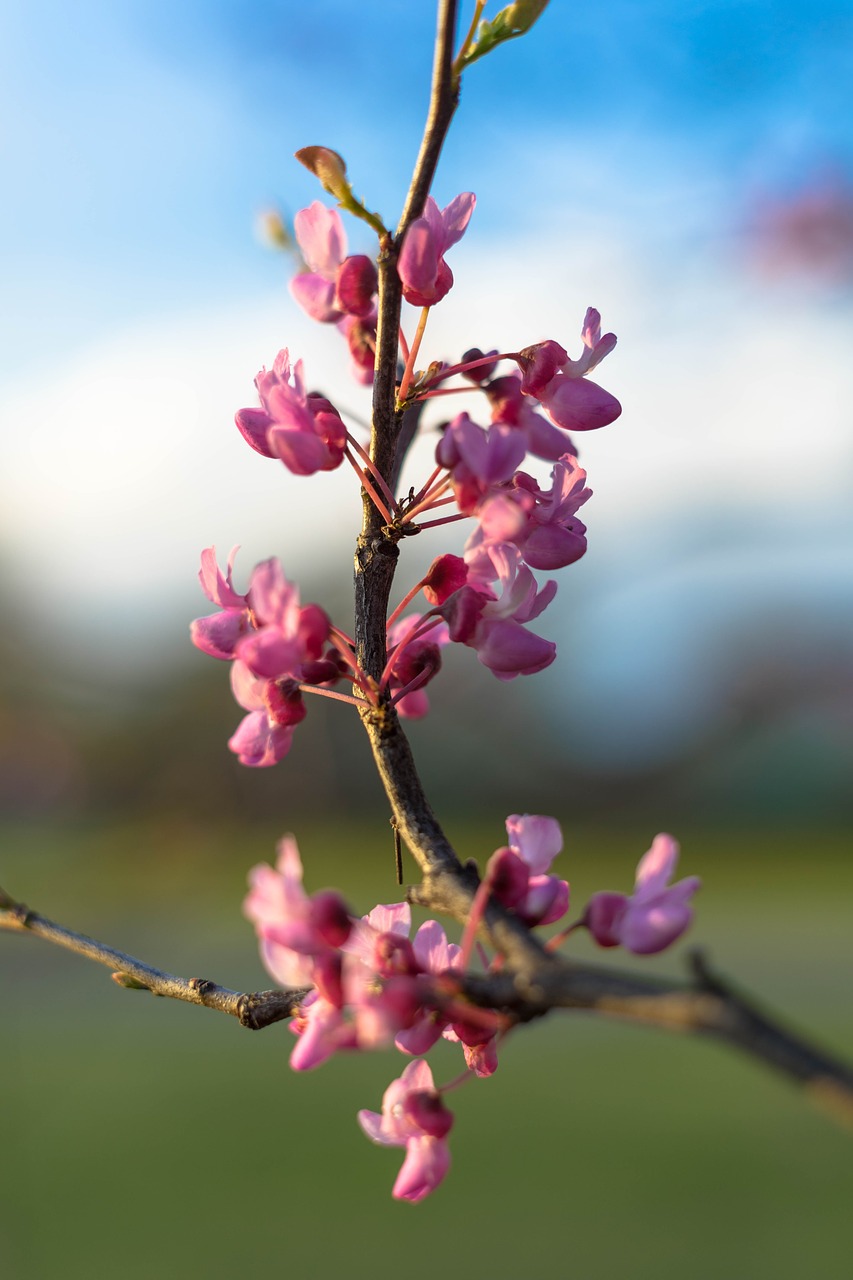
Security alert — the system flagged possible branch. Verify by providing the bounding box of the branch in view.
[365,0,460,516]
[6,879,851,1129]
[461,952,853,1124]
[0,887,308,1031]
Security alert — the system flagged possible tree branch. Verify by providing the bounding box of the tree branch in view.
[5,879,851,1127]
[0,887,307,1031]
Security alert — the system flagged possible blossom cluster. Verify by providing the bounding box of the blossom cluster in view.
[243,822,699,1202]
[192,189,623,753]
[191,174,700,1203]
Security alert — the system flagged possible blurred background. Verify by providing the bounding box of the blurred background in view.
[2,1,852,1276]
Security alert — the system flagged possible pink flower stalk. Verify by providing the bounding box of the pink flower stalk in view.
[358,1059,453,1202]
[234,348,347,475]
[398,192,476,307]
[290,202,378,323]
[584,834,701,955]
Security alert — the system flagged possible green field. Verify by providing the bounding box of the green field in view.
[3,820,852,1279]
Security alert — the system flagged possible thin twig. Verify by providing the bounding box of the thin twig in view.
[0,889,307,1031]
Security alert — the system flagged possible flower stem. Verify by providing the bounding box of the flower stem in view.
[397,306,431,405]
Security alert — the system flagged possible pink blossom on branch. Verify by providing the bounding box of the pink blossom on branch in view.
[358,1059,453,1203]
[289,201,378,323]
[583,834,700,955]
[398,193,476,307]
[516,309,621,433]
[234,348,347,475]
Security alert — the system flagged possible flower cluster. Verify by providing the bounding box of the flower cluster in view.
[243,822,699,1201]
[190,547,346,767]
[193,168,700,1204]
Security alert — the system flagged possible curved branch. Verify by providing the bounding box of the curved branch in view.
[6,882,851,1127]
[0,888,307,1031]
[450,949,853,1124]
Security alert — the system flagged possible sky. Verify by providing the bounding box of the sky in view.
[2,0,852,765]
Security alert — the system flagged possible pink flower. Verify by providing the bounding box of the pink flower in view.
[436,413,527,514]
[236,558,331,683]
[487,372,580,462]
[441,543,557,679]
[516,311,621,433]
[584,834,700,955]
[398,193,476,307]
[358,1059,453,1203]
[509,455,591,571]
[235,348,347,475]
[243,835,353,987]
[289,202,378,323]
[190,546,251,659]
[484,814,570,928]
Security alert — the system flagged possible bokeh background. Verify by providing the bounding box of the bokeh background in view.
[2,2,852,1276]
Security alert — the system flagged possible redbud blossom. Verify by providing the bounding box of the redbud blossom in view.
[290,202,379,324]
[234,348,347,475]
[190,546,251,660]
[584,834,700,955]
[487,372,579,462]
[442,542,557,679]
[516,310,622,433]
[358,1059,453,1203]
[421,555,468,606]
[436,413,527,514]
[398,193,476,307]
[243,835,352,987]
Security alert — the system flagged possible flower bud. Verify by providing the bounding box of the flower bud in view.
[461,347,499,384]
[295,146,350,203]
[335,255,378,317]
[502,0,549,34]
[310,890,353,948]
[403,1089,455,1140]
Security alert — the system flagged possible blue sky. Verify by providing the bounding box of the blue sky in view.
[2,0,852,762]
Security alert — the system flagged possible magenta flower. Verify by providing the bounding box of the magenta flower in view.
[516,311,622,433]
[243,834,353,987]
[358,1059,453,1203]
[435,413,528,514]
[234,348,347,475]
[398,192,476,307]
[487,372,580,462]
[236,557,331,683]
[584,834,701,955]
[510,455,591,571]
[485,813,570,928]
[190,546,251,660]
[289,202,378,324]
[441,543,557,679]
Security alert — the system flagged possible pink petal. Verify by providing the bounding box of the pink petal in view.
[293,202,346,275]
[289,272,341,323]
[392,1136,451,1203]
[505,813,563,874]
